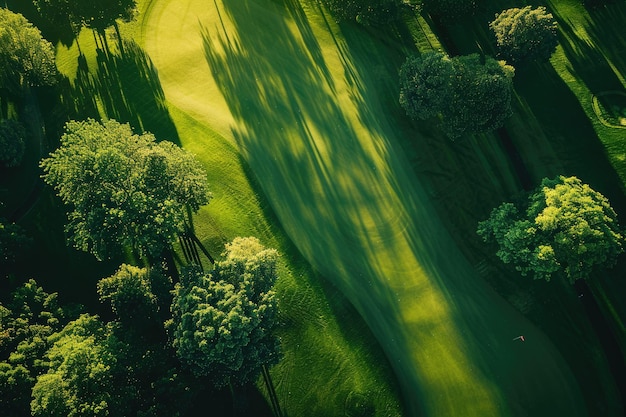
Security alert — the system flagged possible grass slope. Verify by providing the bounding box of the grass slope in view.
[141,0,586,415]
[54,4,404,416]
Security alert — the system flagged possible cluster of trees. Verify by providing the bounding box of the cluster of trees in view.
[478,176,625,284]
[399,51,515,138]
[398,6,558,138]
[40,119,212,261]
[2,237,282,416]
[421,0,478,21]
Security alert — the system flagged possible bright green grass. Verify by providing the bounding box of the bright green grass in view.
[138,0,587,415]
[55,4,404,416]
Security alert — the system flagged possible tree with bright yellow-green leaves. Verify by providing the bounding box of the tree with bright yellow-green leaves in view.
[478,176,625,284]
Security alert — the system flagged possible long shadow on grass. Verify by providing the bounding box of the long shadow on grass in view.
[61,41,180,145]
[200,1,587,416]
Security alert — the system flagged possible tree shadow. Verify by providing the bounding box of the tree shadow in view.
[60,40,180,145]
[199,1,590,416]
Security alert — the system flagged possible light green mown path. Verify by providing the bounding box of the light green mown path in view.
[142,0,584,415]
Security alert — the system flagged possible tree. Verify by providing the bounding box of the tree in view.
[321,0,412,25]
[40,119,211,260]
[490,6,559,64]
[0,280,72,416]
[0,8,57,95]
[98,263,173,332]
[168,237,281,387]
[34,0,136,34]
[399,51,514,138]
[478,175,625,284]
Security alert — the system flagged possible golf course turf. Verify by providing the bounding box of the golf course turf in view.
[137,0,588,416]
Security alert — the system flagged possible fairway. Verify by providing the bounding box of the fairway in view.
[142,0,585,415]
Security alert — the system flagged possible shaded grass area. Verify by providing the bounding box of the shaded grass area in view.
[185,0,587,416]
[418,0,626,415]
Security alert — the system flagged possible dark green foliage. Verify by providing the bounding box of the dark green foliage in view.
[0,8,57,95]
[97,264,159,324]
[399,51,514,138]
[478,176,625,284]
[0,218,31,268]
[169,237,281,387]
[421,0,477,20]
[490,6,559,64]
[0,119,26,167]
[321,0,411,25]
[0,280,73,417]
[31,314,116,417]
[34,0,136,33]
[40,119,211,260]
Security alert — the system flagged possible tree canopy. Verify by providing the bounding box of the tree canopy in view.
[399,51,515,138]
[34,0,136,33]
[40,119,211,260]
[0,8,57,95]
[490,6,559,64]
[0,280,72,417]
[0,119,26,168]
[31,314,116,417]
[168,237,281,387]
[478,176,625,284]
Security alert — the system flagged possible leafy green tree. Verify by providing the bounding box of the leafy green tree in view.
[478,176,625,284]
[0,8,57,95]
[169,237,281,387]
[0,218,31,270]
[0,280,72,416]
[31,314,116,417]
[490,6,558,64]
[399,51,514,138]
[40,119,211,260]
[0,119,26,168]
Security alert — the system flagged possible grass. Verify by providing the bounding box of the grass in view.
[53,1,405,416]
[421,0,626,414]
[136,0,593,415]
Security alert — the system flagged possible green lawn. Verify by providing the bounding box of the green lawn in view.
[52,1,405,415]
[137,0,588,415]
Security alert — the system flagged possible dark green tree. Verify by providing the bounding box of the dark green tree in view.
[40,119,211,260]
[0,8,57,95]
[168,237,281,387]
[0,119,27,168]
[399,51,515,138]
[490,6,558,64]
[0,280,72,417]
[478,175,625,284]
